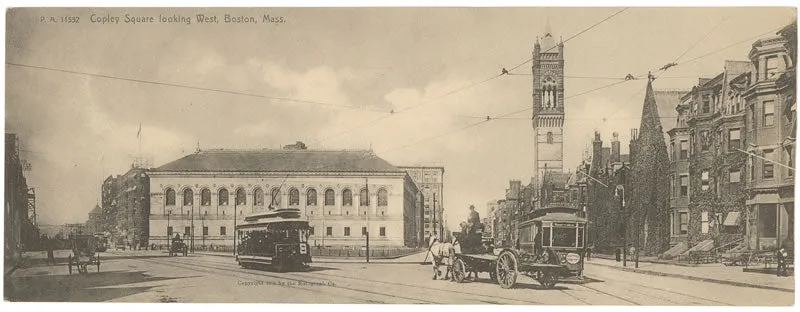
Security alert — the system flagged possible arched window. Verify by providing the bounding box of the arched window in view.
[307,188,317,206]
[360,188,369,206]
[183,188,193,206]
[253,188,264,206]
[218,188,229,206]
[270,188,281,207]
[165,188,176,206]
[324,189,335,206]
[201,189,211,206]
[547,132,554,144]
[289,188,300,206]
[342,189,353,206]
[377,189,388,207]
[235,188,246,206]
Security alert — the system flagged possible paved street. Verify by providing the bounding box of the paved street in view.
[5,251,793,305]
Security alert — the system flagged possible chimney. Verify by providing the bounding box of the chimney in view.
[611,132,620,163]
[591,131,603,174]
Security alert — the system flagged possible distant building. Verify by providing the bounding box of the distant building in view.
[397,166,443,240]
[86,204,103,234]
[147,148,424,249]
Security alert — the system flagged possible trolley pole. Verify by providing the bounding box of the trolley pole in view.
[365,177,370,264]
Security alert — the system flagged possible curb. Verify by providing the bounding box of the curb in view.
[587,261,794,293]
[195,252,425,264]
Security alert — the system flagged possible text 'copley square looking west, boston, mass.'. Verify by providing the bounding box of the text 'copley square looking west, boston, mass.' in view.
[41,13,288,25]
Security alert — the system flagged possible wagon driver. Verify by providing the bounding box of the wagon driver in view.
[468,205,481,234]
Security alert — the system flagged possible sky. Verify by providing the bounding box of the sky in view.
[4,7,796,229]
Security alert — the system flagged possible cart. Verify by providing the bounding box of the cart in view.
[450,232,566,289]
[169,240,188,256]
[67,234,101,275]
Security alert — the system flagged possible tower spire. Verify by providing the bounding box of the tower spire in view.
[544,14,552,37]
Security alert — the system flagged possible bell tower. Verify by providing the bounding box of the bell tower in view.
[532,20,565,187]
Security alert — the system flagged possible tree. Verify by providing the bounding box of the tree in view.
[629,76,672,255]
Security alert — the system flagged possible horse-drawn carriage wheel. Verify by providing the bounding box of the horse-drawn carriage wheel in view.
[496,250,518,289]
[451,257,467,283]
[537,270,556,289]
[68,255,73,275]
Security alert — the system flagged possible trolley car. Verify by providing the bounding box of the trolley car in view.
[518,206,587,278]
[235,208,312,272]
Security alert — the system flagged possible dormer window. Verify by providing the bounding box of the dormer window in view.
[766,56,780,79]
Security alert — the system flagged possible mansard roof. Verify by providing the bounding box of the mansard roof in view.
[153,149,402,173]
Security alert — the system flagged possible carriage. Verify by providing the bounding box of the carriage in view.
[168,238,189,256]
[235,208,312,272]
[67,234,101,275]
[448,206,586,289]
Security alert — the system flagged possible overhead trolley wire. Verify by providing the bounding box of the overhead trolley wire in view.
[323,7,631,145]
[6,62,388,113]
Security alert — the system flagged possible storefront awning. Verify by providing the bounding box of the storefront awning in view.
[723,211,741,226]
[746,193,780,205]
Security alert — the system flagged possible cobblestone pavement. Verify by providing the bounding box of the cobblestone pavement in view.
[4,251,794,305]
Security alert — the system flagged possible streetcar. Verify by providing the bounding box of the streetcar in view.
[235,208,312,272]
[518,206,587,278]
[92,233,109,252]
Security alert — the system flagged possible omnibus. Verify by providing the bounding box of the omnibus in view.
[518,206,587,278]
[235,208,312,272]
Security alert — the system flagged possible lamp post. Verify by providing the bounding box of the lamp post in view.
[365,177,370,263]
[190,197,195,253]
[167,210,171,250]
[233,197,237,256]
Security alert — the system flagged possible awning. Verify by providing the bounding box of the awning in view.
[746,193,780,205]
[723,211,741,226]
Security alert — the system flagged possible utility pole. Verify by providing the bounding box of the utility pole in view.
[365,177,370,263]
[167,211,171,250]
[202,213,205,248]
[233,198,237,256]
[191,198,195,253]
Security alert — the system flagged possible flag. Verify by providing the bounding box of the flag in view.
[137,123,142,138]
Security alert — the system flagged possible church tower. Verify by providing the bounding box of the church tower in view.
[532,21,565,186]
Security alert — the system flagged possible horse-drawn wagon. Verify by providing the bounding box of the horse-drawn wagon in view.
[169,236,189,256]
[67,234,101,274]
[448,232,566,289]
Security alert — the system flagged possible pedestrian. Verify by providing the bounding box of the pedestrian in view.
[776,245,789,277]
[586,245,592,261]
[615,247,621,262]
[46,238,56,265]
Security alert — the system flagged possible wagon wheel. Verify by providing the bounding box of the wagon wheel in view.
[496,250,518,289]
[68,255,73,275]
[537,269,556,289]
[451,258,467,283]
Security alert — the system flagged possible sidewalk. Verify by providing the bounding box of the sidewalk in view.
[196,250,430,264]
[585,256,795,293]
